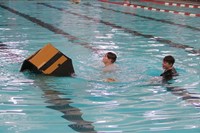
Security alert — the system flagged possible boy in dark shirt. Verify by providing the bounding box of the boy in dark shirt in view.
[161,56,200,107]
[160,55,178,81]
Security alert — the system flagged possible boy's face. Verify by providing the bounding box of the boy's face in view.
[102,54,111,64]
[162,61,172,70]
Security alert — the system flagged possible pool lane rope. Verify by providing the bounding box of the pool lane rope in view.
[140,0,200,9]
[98,0,200,17]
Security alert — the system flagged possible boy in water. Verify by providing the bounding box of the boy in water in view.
[160,55,178,81]
[160,56,200,107]
[71,0,81,4]
[124,0,130,4]
[102,52,117,72]
[102,52,117,82]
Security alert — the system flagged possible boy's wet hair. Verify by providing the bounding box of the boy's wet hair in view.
[107,52,117,63]
[163,55,175,65]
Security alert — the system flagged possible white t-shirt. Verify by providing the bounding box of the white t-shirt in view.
[103,64,117,73]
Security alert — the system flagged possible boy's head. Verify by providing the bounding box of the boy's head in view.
[162,55,175,70]
[72,0,80,4]
[102,52,117,65]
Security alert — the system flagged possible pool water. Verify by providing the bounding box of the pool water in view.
[0,0,200,133]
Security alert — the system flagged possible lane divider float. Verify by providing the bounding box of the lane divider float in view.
[98,0,200,17]
[140,0,200,9]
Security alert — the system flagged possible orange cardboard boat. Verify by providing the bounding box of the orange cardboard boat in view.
[20,43,75,76]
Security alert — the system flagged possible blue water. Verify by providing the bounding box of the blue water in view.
[0,0,200,133]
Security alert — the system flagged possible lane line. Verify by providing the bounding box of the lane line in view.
[0,4,99,53]
[39,3,200,55]
[140,0,200,9]
[0,3,199,55]
[99,0,200,17]
[83,3,200,32]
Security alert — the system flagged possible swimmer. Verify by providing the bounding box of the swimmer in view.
[149,55,178,84]
[124,0,130,4]
[102,52,117,73]
[71,0,81,4]
[104,78,116,82]
[160,55,178,81]
[102,52,118,82]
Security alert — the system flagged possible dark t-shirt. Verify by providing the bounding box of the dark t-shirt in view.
[160,67,178,81]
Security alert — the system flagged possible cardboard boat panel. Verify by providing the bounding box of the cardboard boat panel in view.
[20,43,75,76]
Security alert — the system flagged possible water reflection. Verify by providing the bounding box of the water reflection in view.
[166,86,200,107]
[0,41,22,64]
[32,76,96,133]
[149,73,200,108]
[0,42,7,49]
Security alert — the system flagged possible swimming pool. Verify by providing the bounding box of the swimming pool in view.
[0,0,200,132]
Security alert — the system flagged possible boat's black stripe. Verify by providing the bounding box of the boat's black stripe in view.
[38,52,63,71]
[83,3,200,32]
[39,3,200,55]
